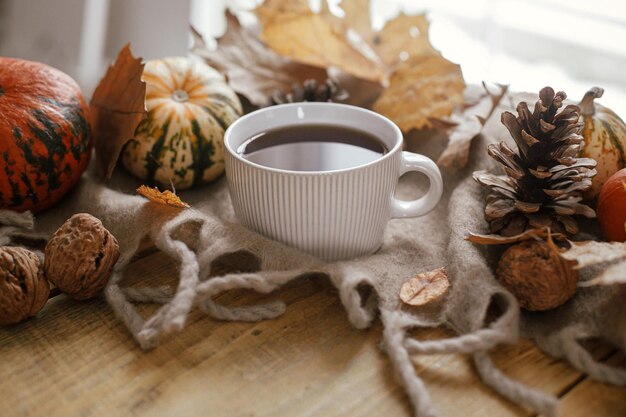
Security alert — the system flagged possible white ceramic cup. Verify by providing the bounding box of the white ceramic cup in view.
[224,103,443,261]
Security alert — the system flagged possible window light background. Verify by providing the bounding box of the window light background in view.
[1,0,624,115]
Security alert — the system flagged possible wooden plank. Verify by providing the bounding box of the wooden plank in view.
[558,352,626,417]
[0,251,617,417]
[407,332,613,417]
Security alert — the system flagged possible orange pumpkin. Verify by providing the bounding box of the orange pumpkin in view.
[0,58,92,212]
[597,168,626,242]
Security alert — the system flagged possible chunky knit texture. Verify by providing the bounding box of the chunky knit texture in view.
[1,93,625,417]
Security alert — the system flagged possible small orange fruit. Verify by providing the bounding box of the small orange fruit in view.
[597,168,626,242]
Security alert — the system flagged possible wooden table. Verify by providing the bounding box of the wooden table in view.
[1,245,625,417]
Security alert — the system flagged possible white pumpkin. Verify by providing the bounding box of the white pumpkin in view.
[122,57,242,189]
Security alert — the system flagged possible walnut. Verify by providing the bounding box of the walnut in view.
[497,240,578,311]
[0,247,49,326]
[44,213,120,300]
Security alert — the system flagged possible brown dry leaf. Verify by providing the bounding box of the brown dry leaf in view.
[466,228,563,245]
[190,12,328,107]
[372,55,465,131]
[254,0,465,130]
[400,267,450,306]
[90,44,147,179]
[560,240,626,269]
[435,83,509,171]
[137,185,190,209]
[329,68,384,108]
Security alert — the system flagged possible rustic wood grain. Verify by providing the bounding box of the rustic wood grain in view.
[0,251,624,417]
[558,352,626,417]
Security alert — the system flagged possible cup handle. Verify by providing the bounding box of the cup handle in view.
[390,151,443,218]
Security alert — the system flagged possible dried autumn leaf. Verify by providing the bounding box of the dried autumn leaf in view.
[338,2,439,79]
[560,240,626,269]
[328,68,384,108]
[256,0,382,82]
[190,12,328,107]
[257,0,438,82]
[90,44,147,179]
[254,0,465,130]
[466,228,562,245]
[400,267,450,306]
[372,55,465,131]
[435,83,509,171]
[137,185,190,209]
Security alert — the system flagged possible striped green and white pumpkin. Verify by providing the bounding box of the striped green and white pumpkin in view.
[579,87,626,199]
[122,57,242,189]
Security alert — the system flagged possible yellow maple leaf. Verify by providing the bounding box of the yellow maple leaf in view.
[373,55,465,131]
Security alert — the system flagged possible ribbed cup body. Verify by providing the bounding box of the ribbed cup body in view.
[225,150,400,260]
[224,103,408,261]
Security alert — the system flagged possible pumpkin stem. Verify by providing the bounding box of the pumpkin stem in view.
[172,89,189,103]
[578,87,604,117]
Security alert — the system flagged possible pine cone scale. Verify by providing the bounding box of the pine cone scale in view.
[514,200,541,213]
[485,198,516,220]
[521,130,540,147]
[553,105,580,123]
[529,168,551,179]
[501,112,531,155]
[557,215,578,234]
[539,119,556,133]
[539,87,556,106]
[527,213,551,228]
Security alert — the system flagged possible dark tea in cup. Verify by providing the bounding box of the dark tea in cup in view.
[237,124,388,172]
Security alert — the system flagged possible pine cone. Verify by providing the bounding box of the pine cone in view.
[474,87,597,236]
[270,79,348,105]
